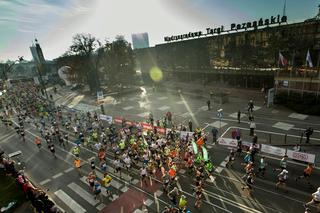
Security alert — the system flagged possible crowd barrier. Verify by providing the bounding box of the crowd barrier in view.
[217,137,316,164]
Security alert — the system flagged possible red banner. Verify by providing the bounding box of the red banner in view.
[114,117,123,124]
[141,122,152,131]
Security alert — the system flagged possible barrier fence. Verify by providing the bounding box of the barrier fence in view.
[217,137,316,164]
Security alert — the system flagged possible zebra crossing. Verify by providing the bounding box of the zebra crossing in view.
[47,167,157,213]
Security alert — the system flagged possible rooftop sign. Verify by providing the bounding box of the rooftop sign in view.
[164,15,287,42]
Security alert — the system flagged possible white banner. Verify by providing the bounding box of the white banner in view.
[180,131,194,139]
[217,137,238,147]
[242,141,260,149]
[99,114,112,124]
[287,150,315,164]
[261,144,286,157]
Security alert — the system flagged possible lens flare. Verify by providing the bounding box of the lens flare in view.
[149,66,163,82]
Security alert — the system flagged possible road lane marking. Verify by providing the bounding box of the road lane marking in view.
[39,178,51,185]
[96,203,106,211]
[68,182,99,206]
[64,167,74,173]
[54,189,86,213]
[52,172,63,179]
[144,198,153,206]
[272,122,294,131]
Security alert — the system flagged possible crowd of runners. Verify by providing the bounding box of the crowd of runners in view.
[0,81,319,213]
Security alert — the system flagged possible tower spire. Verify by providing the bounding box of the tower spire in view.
[282,0,287,17]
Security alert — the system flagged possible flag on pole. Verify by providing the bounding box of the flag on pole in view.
[306,49,313,67]
[278,52,288,67]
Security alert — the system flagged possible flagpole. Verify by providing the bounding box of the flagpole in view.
[317,50,320,100]
[288,51,295,96]
[275,51,280,96]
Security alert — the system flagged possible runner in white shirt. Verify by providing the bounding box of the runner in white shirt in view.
[140,166,148,187]
[305,187,320,212]
[113,158,122,178]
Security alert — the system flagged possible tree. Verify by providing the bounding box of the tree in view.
[102,36,135,85]
[68,33,100,92]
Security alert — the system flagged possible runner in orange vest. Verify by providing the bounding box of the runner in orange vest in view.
[34,137,41,149]
[74,158,82,176]
[296,163,314,186]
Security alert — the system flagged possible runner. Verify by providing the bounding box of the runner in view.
[73,158,82,176]
[102,173,112,196]
[296,163,314,187]
[226,148,235,168]
[34,137,41,149]
[304,187,320,212]
[256,156,267,177]
[276,169,289,192]
[241,172,254,196]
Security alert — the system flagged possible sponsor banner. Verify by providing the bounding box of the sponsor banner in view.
[260,144,286,157]
[125,120,133,126]
[156,126,166,134]
[287,150,315,164]
[242,141,260,149]
[99,114,112,124]
[141,122,152,131]
[114,117,123,124]
[217,137,238,147]
[180,131,194,139]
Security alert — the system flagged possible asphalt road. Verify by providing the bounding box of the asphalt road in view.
[1,84,320,213]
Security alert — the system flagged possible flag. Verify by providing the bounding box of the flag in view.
[306,49,313,67]
[278,52,288,67]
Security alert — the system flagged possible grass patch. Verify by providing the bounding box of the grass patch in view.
[0,171,26,208]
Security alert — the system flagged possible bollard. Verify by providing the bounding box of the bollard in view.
[284,134,287,144]
[269,134,271,144]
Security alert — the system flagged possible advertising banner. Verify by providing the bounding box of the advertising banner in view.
[180,131,194,140]
[114,117,123,124]
[217,138,238,147]
[287,150,315,164]
[260,144,286,157]
[99,114,112,124]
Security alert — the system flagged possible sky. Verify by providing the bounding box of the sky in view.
[0,0,318,61]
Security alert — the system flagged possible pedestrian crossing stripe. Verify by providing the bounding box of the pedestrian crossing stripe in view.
[175,101,184,104]
[210,121,228,128]
[96,203,106,211]
[252,106,261,111]
[229,112,245,119]
[120,186,129,192]
[288,113,308,120]
[272,122,294,131]
[144,198,154,206]
[157,96,168,100]
[54,189,86,213]
[199,106,207,111]
[67,182,99,206]
[158,105,170,111]
[123,106,134,111]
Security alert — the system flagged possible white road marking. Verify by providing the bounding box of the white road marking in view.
[132,179,139,184]
[39,178,51,185]
[215,167,223,173]
[110,194,119,201]
[210,121,228,128]
[123,106,134,111]
[52,172,63,179]
[157,96,168,100]
[144,198,153,206]
[158,105,170,111]
[155,190,163,197]
[288,113,308,120]
[96,203,106,211]
[54,189,86,213]
[120,186,129,192]
[229,112,245,119]
[68,182,99,206]
[253,106,261,111]
[199,106,208,111]
[175,101,184,104]
[133,209,143,213]
[207,145,213,149]
[272,122,294,131]
[64,167,74,173]
[137,112,150,118]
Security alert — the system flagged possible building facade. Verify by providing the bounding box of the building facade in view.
[135,12,320,90]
